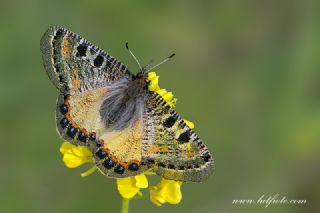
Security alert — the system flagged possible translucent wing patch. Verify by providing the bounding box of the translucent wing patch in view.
[40,26,132,93]
[142,92,214,182]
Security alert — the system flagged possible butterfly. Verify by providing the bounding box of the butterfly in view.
[40,26,214,182]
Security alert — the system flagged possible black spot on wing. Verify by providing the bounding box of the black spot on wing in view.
[103,158,115,169]
[114,165,125,174]
[168,164,175,169]
[163,116,177,128]
[67,126,77,138]
[55,29,64,37]
[177,130,191,143]
[201,152,212,162]
[77,43,87,57]
[96,149,107,159]
[60,118,69,128]
[93,55,104,67]
[128,163,139,171]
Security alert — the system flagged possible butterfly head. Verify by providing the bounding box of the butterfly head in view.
[126,42,175,80]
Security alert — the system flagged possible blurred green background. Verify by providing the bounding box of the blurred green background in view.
[0,0,319,212]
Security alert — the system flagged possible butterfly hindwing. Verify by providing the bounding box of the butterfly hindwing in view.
[92,116,149,178]
[40,26,132,93]
[56,87,109,146]
[141,92,214,182]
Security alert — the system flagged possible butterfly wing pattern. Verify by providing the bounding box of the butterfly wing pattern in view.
[142,92,213,181]
[41,26,214,182]
[41,26,132,145]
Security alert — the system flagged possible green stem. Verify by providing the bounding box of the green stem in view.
[121,198,130,213]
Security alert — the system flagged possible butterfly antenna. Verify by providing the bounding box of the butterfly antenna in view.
[143,58,155,70]
[146,53,175,73]
[126,42,142,71]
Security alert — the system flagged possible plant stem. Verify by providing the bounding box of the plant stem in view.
[121,198,130,213]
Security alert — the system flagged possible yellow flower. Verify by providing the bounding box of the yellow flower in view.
[184,119,195,129]
[117,174,148,199]
[59,141,97,177]
[147,72,177,107]
[150,179,183,206]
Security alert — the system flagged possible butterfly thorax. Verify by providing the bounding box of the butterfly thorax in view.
[127,75,147,98]
[99,75,147,131]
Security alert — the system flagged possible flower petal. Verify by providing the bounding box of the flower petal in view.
[147,72,160,91]
[147,72,177,107]
[117,177,140,199]
[59,141,74,154]
[183,119,195,129]
[162,180,182,204]
[150,179,183,206]
[162,91,174,103]
[147,72,157,80]
[134,174,148,188]
[59,141,93,168]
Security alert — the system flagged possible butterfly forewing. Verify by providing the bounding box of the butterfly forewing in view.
[41,26,132,146]
[40,26,132,92]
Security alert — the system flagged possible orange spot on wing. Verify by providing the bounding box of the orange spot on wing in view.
[119,162,128,167]
[70,69,81,90]
[111,156,118,162]
[72,78,80,89]
[64,102,71,110]
[81,128,88,135]
[64,95,70,101]
[146,145,161,154]
[130,159,142,166]
[146,145,169,154]
[71,123,78,128]
[63,38,70,55]
[102,146,109,154]
[185,151,196,158]
[100,139,105,146]
[65,114,71,120]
